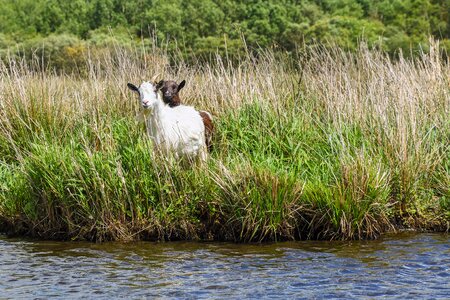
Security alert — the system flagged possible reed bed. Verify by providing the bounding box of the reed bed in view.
[0,42,448,241]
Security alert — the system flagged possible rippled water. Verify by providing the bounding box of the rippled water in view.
[0,233,449,299]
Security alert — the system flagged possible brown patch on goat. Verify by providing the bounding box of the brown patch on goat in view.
[199,111,214,152]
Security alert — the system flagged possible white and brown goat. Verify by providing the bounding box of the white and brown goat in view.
[156,79,214,152]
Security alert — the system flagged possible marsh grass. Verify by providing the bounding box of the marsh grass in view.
[0,41,448,241]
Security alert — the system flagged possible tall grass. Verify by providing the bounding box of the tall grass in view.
[0,42,448,241]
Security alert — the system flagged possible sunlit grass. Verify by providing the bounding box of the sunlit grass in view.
[0,42,448,241]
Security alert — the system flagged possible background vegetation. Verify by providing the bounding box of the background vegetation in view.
[0,43,448,241]
[0,0,449,68]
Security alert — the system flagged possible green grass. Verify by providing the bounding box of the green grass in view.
[0,44,448,241]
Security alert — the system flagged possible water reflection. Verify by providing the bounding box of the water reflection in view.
[0,233,448,298]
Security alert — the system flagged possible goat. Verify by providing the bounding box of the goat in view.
[127,81,207,162]
[156,79,214,152]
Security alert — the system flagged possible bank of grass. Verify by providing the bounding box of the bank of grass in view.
[0,43,448,241]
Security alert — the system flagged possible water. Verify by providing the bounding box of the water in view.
[0,233,448,299]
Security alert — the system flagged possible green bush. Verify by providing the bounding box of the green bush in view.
[1,0,449,62]
[15,34,87,72]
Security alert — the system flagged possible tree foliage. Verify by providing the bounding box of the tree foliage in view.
[0,0,448,58]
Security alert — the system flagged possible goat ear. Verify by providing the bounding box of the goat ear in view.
[156,80,164,90]
[127,83,139,93]
[177,80,186,92]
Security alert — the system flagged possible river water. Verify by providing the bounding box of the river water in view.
[0,233,448,299]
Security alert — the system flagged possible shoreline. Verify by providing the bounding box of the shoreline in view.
[0,219,448,242]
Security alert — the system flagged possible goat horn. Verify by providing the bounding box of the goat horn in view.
[151,73,160,82]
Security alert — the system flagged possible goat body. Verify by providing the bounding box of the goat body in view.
[149,104,206,159]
